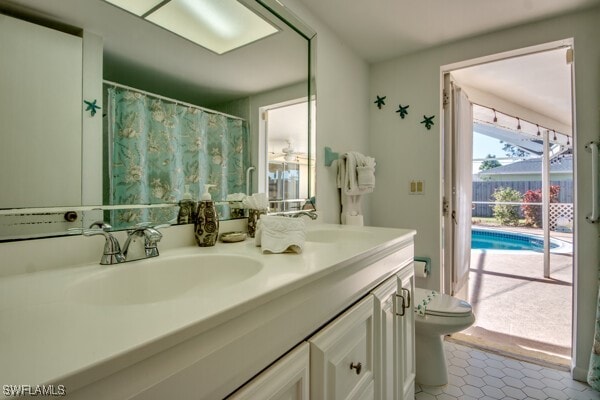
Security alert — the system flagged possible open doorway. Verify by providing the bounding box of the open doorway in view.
[259,98,316,213]
[442,42,575,368]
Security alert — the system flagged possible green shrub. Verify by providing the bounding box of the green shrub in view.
[491,187,522,226]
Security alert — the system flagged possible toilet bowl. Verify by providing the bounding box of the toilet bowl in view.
[414,288,475,387]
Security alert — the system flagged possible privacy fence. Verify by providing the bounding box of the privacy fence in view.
[472,180,573,218]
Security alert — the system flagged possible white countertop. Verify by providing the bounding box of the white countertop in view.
[0,224,415,392]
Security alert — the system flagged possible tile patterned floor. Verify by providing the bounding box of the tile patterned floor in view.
[415,341,600,400]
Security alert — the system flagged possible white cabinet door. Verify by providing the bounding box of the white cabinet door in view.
[310,295,375,400]
[371,275,398,400]
[228,342,309,400]
[396,265,416,400]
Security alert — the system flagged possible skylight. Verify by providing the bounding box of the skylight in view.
[105,0,279,54]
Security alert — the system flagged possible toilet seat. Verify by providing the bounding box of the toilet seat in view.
[414,288,472,317]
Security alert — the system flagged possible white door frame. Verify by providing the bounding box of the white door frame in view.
[439,37,576,362]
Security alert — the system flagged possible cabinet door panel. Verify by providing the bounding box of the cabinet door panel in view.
[371,275,397,400]
[356,379,374,400]
[310,295,374,400]
[396,265,416,400]
[228,342,309,400]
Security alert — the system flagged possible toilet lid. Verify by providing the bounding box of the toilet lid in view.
[413,288,472,317]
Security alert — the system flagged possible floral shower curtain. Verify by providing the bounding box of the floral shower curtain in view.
[107,86,248,228]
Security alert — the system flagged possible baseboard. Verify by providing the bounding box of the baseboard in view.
[572,365,589,382]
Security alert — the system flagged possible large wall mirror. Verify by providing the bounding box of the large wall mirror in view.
[0,0,316,240]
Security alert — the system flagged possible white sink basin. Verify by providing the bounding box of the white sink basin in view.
[306,228,372,243]
[69,254,263,305]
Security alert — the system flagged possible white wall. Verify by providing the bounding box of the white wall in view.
[0,15,82,208]
[369,6,600,379]
[280,0,372,224]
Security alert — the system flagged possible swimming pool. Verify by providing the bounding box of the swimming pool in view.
[471,228,561,251]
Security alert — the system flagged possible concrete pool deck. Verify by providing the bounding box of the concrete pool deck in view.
[450,225,573,369]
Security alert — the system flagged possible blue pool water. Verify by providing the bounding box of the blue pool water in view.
[471,229,559,251]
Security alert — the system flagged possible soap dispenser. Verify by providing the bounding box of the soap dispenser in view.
[195,184,219,247]
[177,185,197,225]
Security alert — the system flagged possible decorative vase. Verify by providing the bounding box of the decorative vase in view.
[247,209,266,238]
[194,200,219,246]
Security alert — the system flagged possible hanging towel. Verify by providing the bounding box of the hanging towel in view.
[255,215,305,254]
[336,152,375,224]
[337,152,376,195]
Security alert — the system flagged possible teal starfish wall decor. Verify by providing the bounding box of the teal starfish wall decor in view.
[396,104,409,119]
[374,95,386,109]
[421,115,435,130]
[84,99,101,117]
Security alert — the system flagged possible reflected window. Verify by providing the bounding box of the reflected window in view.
[261,98,315,213]
[269,160,300,211]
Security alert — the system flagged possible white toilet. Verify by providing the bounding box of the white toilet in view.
[413,288,475,386]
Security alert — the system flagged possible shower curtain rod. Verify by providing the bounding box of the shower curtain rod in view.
[471,101,569,138]
[103,80,246,122]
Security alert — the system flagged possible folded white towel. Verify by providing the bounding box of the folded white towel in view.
[226,193,247,202]
[357,166,375,190]
[255,216,305,254]
[337,152,376,195]
[242,192,269,210]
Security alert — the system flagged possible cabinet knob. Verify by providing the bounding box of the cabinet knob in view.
[350,362,362,375]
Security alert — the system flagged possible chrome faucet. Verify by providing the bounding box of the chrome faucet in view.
[83,226,126,265]
[291,210,318,220]
[122,226,163,262]
[89,221,112,230]
[83,222,166,265]
[271,210,318,220]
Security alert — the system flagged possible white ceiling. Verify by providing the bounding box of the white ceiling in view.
[3,0,592,125]
[298,0,600,63]
[452,48,573,129]
[297,0,585,131]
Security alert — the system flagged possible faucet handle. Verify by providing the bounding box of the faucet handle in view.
[83,228,125,265]
[129,223,169,239]
[145,224,169,242]
[89,221,113,230]
[141,226,167,257]
[143,227,163,243]
[128,222,169,235]
[124,223,167,259]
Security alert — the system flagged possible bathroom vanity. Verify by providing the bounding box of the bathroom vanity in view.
[0,224,415,400]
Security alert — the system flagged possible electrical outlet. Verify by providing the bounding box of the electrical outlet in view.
[409,180,425,195]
